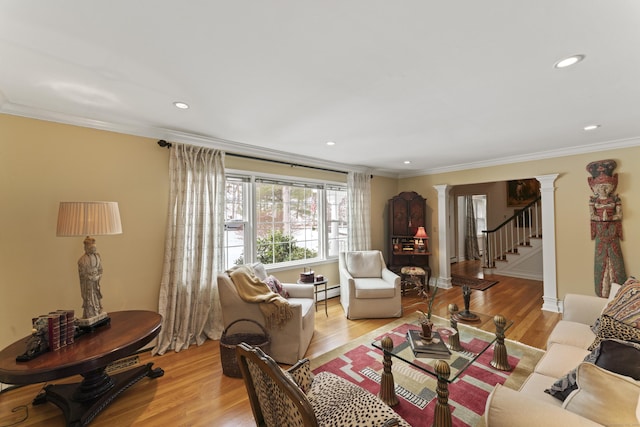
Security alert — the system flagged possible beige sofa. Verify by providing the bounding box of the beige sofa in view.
[338,250,402,320]
[218,263,315,365]
[485,286,640,426]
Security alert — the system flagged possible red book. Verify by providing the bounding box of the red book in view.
[49,312,66,348]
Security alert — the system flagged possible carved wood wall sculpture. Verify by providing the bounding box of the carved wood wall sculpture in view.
[587,159,627,297]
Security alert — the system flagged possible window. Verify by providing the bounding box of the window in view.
[223,173,347,270]
[472,195,487,235]
[326,185,348,257]
[224,176,249,267]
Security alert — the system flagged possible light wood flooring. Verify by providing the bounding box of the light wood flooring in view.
[0,261,560,427]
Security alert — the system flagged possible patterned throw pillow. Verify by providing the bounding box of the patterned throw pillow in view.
[589,315,640,351]
[264,275,290,298]
[545,345,601,401]
[601,277,640,329]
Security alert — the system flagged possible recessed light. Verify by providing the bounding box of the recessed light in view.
[326,141,335,146]
[403,160,411,165]
[584,124,601,131]
[554,54,585,69]
[173,101,189,109]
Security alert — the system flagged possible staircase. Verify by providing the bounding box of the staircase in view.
[482,197,543,281]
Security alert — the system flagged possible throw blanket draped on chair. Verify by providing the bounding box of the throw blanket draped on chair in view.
[227,265,293,328]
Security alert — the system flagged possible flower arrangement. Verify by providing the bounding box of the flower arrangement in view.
[409,279,439,339]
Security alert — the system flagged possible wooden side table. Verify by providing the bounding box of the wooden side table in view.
[297,279,329,316]
[0,310,163,426]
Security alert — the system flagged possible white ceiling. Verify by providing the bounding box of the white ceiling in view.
[1,1,640,176]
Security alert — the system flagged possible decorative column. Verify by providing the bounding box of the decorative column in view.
[535,174,560,312]
[434,184,452,289]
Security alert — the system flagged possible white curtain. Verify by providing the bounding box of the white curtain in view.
[153,144,226,355]
[347,171,371,251]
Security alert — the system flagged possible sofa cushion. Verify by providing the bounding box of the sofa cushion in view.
[589,314,640,350]
[518,372,564,407]
[535,343,590,379]
[601,276,640,328]
[345,251,382,278]
[485,385,602,427]
[354,278,396,299]
[546,320,596,350]
[563,362,640,426]
[544,344,600,401]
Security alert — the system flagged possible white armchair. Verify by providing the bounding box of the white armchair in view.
[338,250,402,319]
[218,263,315,365]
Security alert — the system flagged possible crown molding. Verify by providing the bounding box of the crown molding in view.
[398,136,640,178]
[5,101,638,180]
[0,102,375,176]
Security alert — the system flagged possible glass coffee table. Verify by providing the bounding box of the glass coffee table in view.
[372,308,513,427]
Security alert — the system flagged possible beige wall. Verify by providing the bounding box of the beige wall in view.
[2,113,639,348]
[0,115,348,348]
[0,114,169,348]
[399,147,640,300]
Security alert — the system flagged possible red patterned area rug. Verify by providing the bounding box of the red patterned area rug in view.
[311,316,543,427]
[451,274,499,291]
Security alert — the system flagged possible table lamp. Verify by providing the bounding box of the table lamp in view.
[56,201,122,329]
[414,226,428,252]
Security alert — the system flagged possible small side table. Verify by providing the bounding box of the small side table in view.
[297,278,329,316]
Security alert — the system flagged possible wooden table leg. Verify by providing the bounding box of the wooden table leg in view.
[378,336,398,407]
[433,360,452,427]
[490,314,512,371]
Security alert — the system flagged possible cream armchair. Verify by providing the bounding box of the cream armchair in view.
[218,263,315,365]
[338,250,402,319]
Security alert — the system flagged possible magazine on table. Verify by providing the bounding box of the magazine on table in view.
[406,329,451,359]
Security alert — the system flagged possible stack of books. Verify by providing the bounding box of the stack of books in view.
[32,309,75,352]
[406,329,451,359]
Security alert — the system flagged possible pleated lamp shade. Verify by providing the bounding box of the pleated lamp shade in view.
[56,202,122,236]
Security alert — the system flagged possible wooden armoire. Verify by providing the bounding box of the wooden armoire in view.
[387,191,429,273]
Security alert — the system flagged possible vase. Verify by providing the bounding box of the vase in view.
[420,319,433,342]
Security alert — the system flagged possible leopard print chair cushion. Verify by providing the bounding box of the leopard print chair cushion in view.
[307,372,411,427]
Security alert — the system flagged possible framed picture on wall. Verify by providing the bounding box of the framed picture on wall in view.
[506,179,540,207]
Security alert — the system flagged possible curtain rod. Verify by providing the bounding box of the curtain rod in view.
[157,139,349,175]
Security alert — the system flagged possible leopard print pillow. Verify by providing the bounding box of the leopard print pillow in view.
[589,314,640,350]
[285,359,314,393]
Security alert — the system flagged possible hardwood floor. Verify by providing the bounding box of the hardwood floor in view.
[0,262,560,427]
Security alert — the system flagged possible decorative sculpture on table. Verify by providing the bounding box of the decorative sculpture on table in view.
[15,318,49,361]
[454,285,480,323]
[587,159,627,297]
[57,201,122,330]
[78,237,104,320]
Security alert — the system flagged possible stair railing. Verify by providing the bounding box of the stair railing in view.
[481,196,542,269]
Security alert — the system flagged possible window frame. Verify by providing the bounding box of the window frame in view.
[224,169,347,270]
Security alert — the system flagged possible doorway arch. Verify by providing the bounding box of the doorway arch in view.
[435,173,560,312]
